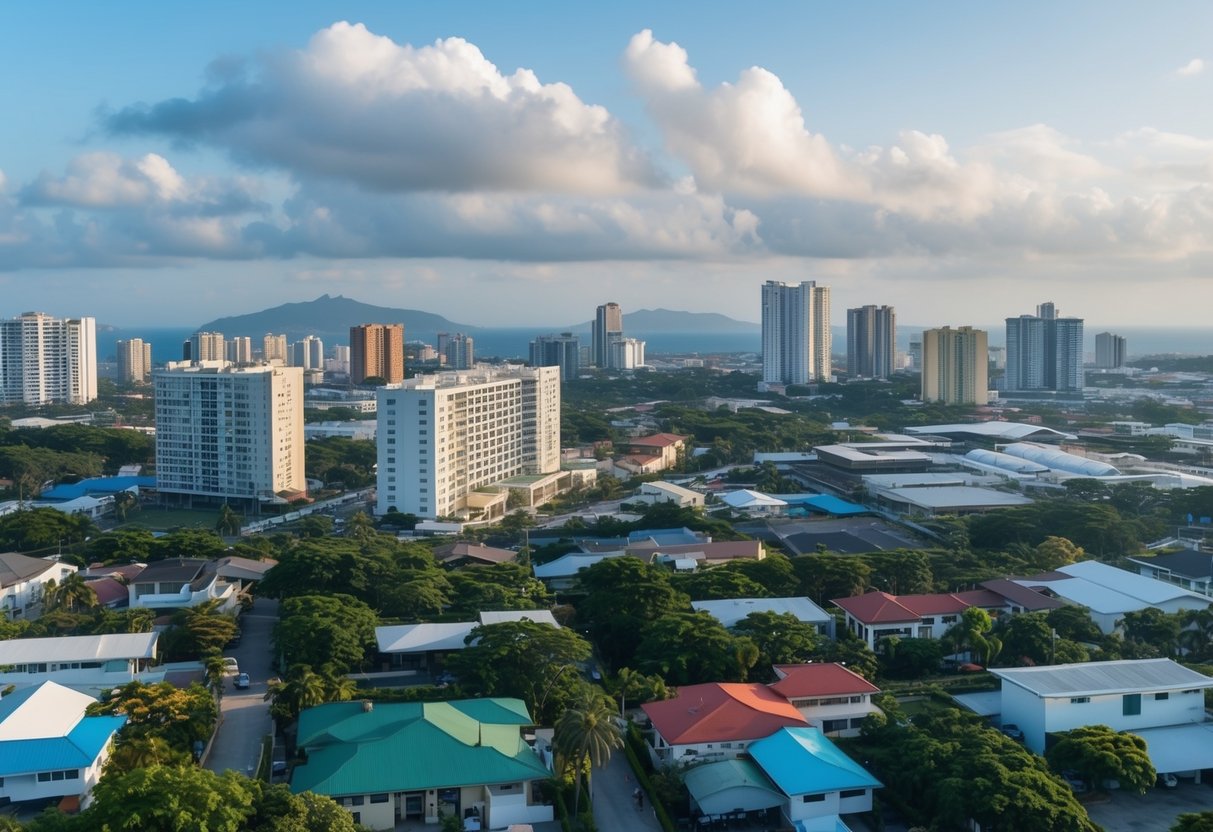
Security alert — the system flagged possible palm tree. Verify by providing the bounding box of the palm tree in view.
[47,573,99,613]
[216,503,242,536]
[554,688,623,814]
[113,490,140,522]
[265,664,328,722]
[320,663,359,702]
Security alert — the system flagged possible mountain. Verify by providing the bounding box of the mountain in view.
[196,295,475,343]
[565,308,759,334]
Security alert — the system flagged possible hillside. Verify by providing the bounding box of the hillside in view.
[196,294,473,342]
[566,308,758,334]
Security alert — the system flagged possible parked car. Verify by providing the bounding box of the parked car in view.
[234,673,250,690]
[223,657,240,675]
[1061,770,1088,793]
[1158,772,1178,789]
[271,761,288,777]
[999,723,1024,741]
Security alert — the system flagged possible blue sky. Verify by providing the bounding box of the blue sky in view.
[2,2,1212,328]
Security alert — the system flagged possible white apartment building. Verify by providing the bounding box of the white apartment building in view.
[293,335,324,370]
[226,336,253,365]
[116,338,152,383]
[609,337,646,370]
[154,362,305,506]
[376,367,560,520]
[0,313,97,405]
[761,281,831,386]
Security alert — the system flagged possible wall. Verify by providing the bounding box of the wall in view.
[1041,687,1206,742]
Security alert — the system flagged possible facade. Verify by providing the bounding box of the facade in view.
[350,323,405,384]
[0,552,78,621]
[116,338,152,383]
[0,313,97,405]
[190,331,225,362]
[0,681,126,810]
[292,335,324,371]
[1095,331,1128,369]
[0,633,159,693]
[262,333,289,364]
[1005,302,1084,393]
[128,558,237,611]
[592,302,623,368]
[762,281,831,386]
[769,664,881,738]
[846,305,896,379]
[609,336,646,370]
[226,336,253,365]
[153,363,305,505]
[439,333,474,370]
[833,589,1008,651]
[529,332,581,381]
[921,326,988,405]
[375,367,561,520]
[636,481,705,509]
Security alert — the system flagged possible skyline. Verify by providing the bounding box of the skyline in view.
[3,3,1213,327]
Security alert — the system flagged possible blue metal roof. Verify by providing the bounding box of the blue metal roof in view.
[39,476,156,502]
[777,494,869,516]
[749,727,882,796]
[0,715,127,776]
[0,686,41,722]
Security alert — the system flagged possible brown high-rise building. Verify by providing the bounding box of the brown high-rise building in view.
[349,324,405,384]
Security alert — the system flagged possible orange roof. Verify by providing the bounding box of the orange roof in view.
[642,682,807,745]
[628,433,689,448]
[769,663,880,699]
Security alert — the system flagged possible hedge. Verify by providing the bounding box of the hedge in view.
[622,739,676,832]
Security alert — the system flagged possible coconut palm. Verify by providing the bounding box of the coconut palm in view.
[265,664,328,722]
[554,688,622,814]
[216,503,242,536]
[47,572,99,612]
[321,663,360,702]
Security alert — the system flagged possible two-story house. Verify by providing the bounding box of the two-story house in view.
[769,663,881,738]
[1126,549,1213,599]
[832,589,1007,651]
[127,558,237,611]
[0,552,77,620]
[0,633,159,695]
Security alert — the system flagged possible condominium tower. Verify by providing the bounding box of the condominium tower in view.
[530,332,581,381]
[153,362,304,506]
[592,303,623,369]
[921,326,988,405]
[116,338,153,383]
[0,313,97,405]
[262,333,289,365]
[226,337,253,365]
[292,335,324,371]
[190,332,225,363]
[761,281,831,385]
[350,324,405,384]
[1095,332,1127,369]
[846,305,896,379]
[438,333,474,370]
[1005,302,1084,393]
[375,366,561,520]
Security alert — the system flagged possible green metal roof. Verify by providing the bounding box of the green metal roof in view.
[291,698,549,797]
[685,759,784,815]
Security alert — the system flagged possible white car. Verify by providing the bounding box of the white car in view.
[222,657,240,675]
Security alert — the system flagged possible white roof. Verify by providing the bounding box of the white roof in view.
[720,490,789,509]
[904,422,1076,441]
[0,632,158,665]
[1001,443,1120,477]
[641,481,703,500]
[1058,561,1212,606]
[477,610,559,628]
[1018,578,1147,615]
[692,597,832,627]
[863,473,970,488]
[753,452,817,463]
[375,622,475,654]
[532,551,625,579]
[989,658,1213,697]
[964,448,1051,474]
[1135,723,1213,774]
[881,486,1033,510]
[815,445,933,463]
[0,681,95,741]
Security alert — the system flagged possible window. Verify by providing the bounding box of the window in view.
[1123,694,1141,716]
[1070,697,1090,704]
[802,793,826,803]
[840,788,866,799]
[941,615,958,624]
[370,794,389,804]
[1155,692,1169,701]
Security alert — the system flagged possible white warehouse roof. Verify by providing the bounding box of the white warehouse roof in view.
[0,633,158,665]
[964,448,1051,474]
[990,658,1213,698]
[904,422,1076,441]
[692,597,833,628]
[1001,443,1121,477]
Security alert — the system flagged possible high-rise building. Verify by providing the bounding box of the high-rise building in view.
[921,326,988,405]
[592,303,623,369]
[154,363,304,505]
[190,332,226,363]
[530,332,581,381]
[846,305,896,379]
[610,337,646,370]
[907,336,923,371]
[375,366,561,520]
[262,333,289,365]
[441,333,474,370]
[761,280,831,385]
[226,336,253,365]
[0,313,97,405]
[1005,302,1084,393]
[1095,332,1128,369]
[292,335,324,371]
[117,338,153,383]
[326,345,351,376]
[349,324,405,384]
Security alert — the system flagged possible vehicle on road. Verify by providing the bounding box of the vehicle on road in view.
[223,657,240,675]
[999,723,1024,741]
[234,672,250,690]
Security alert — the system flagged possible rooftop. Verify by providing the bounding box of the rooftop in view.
[134,558,210,584]
[769,663,880,699]
[0,551,62,588]
[0,682,126,777]
[832,590,1005,623]
[692,597,832,628]
[641,682,806,745]
[1127,549,1213,581]
[881,485,1034,510]
[903,422,1076,441]
[628,433,689,448]
[434,542,518,565]
[720,490,789,509]
[0,632,158,665]
[989,658,1213,697]
[749,727,882,796]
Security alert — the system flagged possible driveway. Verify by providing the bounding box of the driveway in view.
[204,598,278,776]
[1085,780,1213,831]
[592,750,662,832]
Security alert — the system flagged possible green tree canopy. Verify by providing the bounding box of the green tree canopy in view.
[634,611,758,685]
[576,557,689,670]
[1045,725,1155,794]
[88,682,217,753]
[274,594,378,673]
[731,611,820,678]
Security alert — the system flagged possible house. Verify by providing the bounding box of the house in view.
[636,481,705,510]
[769,664,881,738]
[532,552,626,590]
[630,539,766,566]
[291,698,554,830]
[433,543,518,568]
[128,558,237,611]
[692,598,835,638]
[641,682,807,765]
[376,611,560,671]
[0,552,77,620]
[0,632,159,695]
[1127,549,1213,598]
[989,659,1213,776]
[0,681,127,810]
[833,589,1008,650]
[719,490,789,516]
[214,555,276,593]
[623,433,689,472]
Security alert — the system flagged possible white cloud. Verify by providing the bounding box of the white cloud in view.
[1177,58,1205,77]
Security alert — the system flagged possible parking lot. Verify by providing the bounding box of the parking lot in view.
[1084,779,1213,831]
[765,517,926,555]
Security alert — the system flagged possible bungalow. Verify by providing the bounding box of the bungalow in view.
[128,558,237,611]
[833,589,1007,651]
[769,664,881,738]
[0,552,77,620]
[0,681,127,810]
[636,481,705,510]
[291,698,554,830]
[692,598,834,638]
[433,543,518,568]
[1126,549,1213,598]
[0,632,159,695]
[989,659,1213,777]
[719,490,789,516]
[376,610,560,672]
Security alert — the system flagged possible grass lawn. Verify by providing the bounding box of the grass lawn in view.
[898,696,957,721]
[118,506,224,531]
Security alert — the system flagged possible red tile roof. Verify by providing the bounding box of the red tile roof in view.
[831,591,918,623]
[642,682,807,745]
[769,663,880,699]
[833,589,1006,623]
[628,433,689,448]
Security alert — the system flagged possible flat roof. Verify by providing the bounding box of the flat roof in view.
[0,633,158,664]
[989,658,1213,697]
[1135,723,1213,775]
[477,610,559,628]
[1127,549,1213,581]
[904,422,1076,441]
[815,445,933,463]
[692,597,832,628]
[881,486,1033,510]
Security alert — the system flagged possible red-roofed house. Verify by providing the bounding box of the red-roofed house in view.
[623,433,689,472]
[642,682,807,764]
[833,589,1007,650]
[769,663,881,738]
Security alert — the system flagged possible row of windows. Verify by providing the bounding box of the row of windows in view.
[37,770,79,782]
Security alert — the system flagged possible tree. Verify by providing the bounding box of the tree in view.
[169,599,238,659]
[1032,536,1085,571]
[216,503,243,536]
[949,607,1002,667]
[1046,725,1155,794]
[576,558,689,670]
[86,528,156,564]
[84,765,256,832]
[613,667,669,717]
[1122,608,1182,656]
[46,572,98,612]
[0,507,95,553]
[998,612,1055,666]
[878,638,944,679]
[105,736,192,774]
[672,567,769,601]
[792,554,871,606]
[1172,813,1213,832]
[265,664,329,723]
[810,633,878,680]
[1046,605,1103,644]
[554,688,623,815]
[274,594,378,673]
[88,682,218,753]
[1180,608,1213,661]
[634,612,758,684]
[731,611,820,677]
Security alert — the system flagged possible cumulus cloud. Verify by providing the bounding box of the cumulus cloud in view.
[106,22,661,195]
[1177,58,1205,77]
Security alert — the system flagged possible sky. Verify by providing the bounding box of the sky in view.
[2,2,1212,328]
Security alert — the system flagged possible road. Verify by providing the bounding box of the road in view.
[592,750,662,832]
[204,598,278,777]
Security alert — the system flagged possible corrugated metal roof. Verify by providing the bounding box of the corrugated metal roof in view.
[0,716,127,776]
[693,597,832,627]
[0,632,157,665]
[749,727,882,796]
[375,623,475,654]
[685,759,784,815]
[990,659,1213,697]
[1058,561,1208,605]
[0,552,64,588]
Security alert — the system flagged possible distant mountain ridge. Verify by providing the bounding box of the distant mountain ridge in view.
[197,295,474,342]
[565,307,758,334]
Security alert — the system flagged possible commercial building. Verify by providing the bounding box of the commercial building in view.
[1095,331,1128,369]
[592,302,623,368]
[189,331,225,362]
[375,367,561,520]
[921,326,988,405]
[116,338,152,383]
[846,305,896,379]
[153,362,305,507]
[529,332,581,381]
[350,323,405,384]
[0,313,97,405]
[609,336,646,370]
[762,281,831,386]
[1005,302,1084,393]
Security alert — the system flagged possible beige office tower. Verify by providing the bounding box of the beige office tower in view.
[117,338,153,383]
[190,331,226,362]
[262,333,289,364]
[349,323,405,384]
[921,326,989,405]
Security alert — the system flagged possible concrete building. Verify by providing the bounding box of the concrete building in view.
[609,337,646,370]
[292,335,324,371]
[439,333,474,370]
[154,362,305,507]
[644,683,808,765]
[326,344,351,376]
[189,331,225,363]
[375,367,561,520]
[262,333,288,364]
[0,633,159,693]
[592,302,623,369]
[762,281,831,386]
[128,558,238,611]
[0,552,78,621]
[769,664,882,738]
[846,305,896,379]
[921,326,988,405]
[1005,302,1084,393]
[1095,331,1128,369]
[636,480,705,509]
[350,323,405,384]
[116,338,152,383]
[225,336,252,365]
[529,332,581,381]
[0,313,97,405]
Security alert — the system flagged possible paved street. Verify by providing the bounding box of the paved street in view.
[204,599,278,777]
[592,750,662,832]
